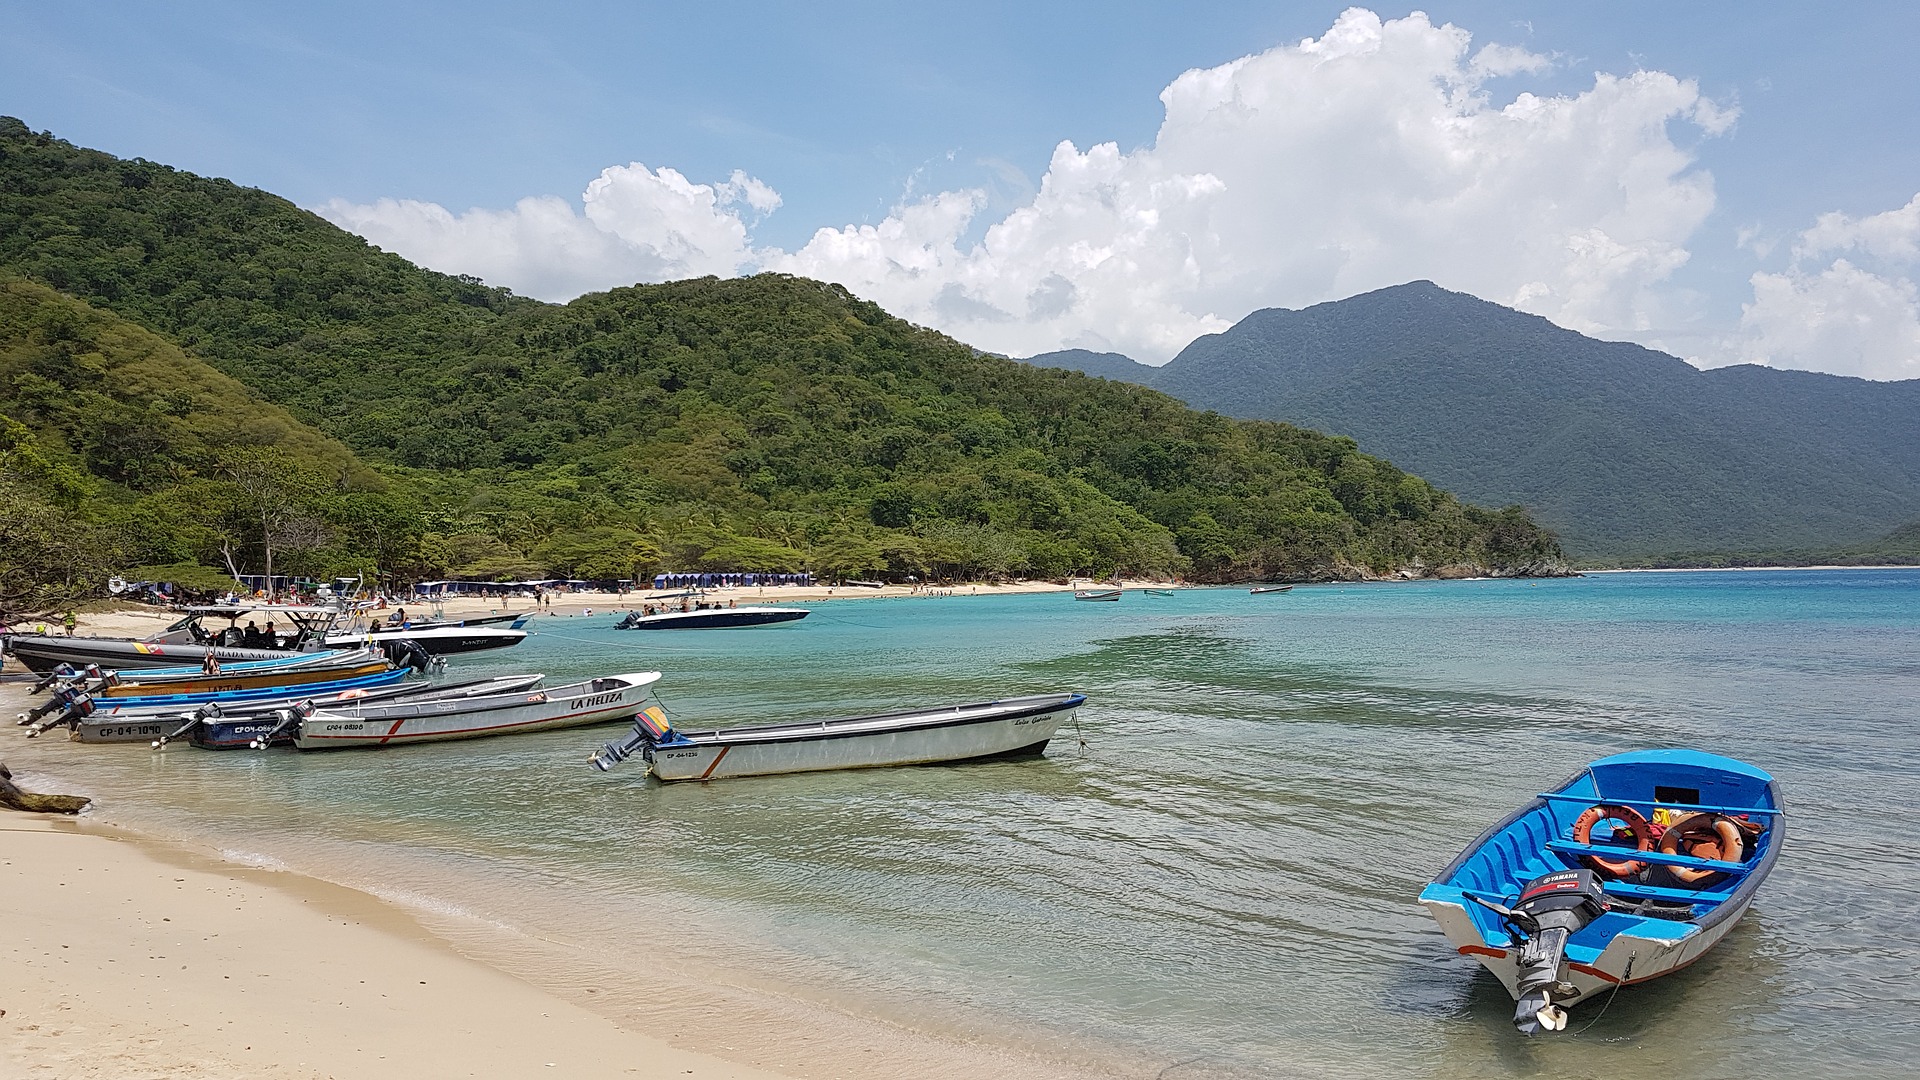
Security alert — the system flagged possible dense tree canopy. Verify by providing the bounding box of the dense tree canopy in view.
[0,117,1572,612]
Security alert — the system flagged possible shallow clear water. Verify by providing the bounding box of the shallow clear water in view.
[18,570,1920,1078]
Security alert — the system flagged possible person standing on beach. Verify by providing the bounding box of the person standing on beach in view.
[62,611,76,636]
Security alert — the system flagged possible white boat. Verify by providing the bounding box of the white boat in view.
[292,671,660,749]
[1249,585,1294,594]
[60,675,548,746]
[1073,589,1122,601]
[614,606,808,630]
[591,693,1085,781]
[323,624,527,656]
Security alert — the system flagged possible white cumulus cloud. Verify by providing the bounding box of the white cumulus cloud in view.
[317,8,1740,363]
[769,7,1731,360]
[1734,194,1920,380]
[318,163,776,301]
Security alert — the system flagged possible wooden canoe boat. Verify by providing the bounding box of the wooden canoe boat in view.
[291,671,661,749]
[1073,589,1122,601]
[591,693,1086,781]
[1419,749,1783,1034]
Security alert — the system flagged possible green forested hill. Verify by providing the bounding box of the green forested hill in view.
[0,118,1566,605]
[1030,282,1920,556]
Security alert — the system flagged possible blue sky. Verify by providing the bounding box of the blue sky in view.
[6,3,1920,378]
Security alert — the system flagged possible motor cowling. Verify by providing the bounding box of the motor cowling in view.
[1509,869,1608,1034]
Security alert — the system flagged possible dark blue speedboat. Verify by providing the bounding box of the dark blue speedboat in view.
[1419,749,1784,1034]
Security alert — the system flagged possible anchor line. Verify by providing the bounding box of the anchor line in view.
[1573,952,1635,1035]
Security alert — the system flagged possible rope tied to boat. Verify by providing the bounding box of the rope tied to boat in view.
[1572,952,1635,1035]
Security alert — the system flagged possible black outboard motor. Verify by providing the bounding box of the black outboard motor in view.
[379,638,433,674]
[28,663,78,696]
[1504,869,1608,1033]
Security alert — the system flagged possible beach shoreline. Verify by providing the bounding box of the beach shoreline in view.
[0,676,1130,1080]
[0,806,803,1080]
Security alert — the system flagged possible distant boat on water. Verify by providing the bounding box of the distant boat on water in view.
[1249,585,1293,594]
[1144,588,1178,596]
[1073,589,1123,601]
[1419,749,1783,1035]
[614,606,808,630]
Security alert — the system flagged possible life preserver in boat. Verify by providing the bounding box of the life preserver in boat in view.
[1659,813,1747,886]
[1572,804,1654,878]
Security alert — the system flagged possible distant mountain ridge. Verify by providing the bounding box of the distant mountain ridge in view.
[1026,282,1920,555]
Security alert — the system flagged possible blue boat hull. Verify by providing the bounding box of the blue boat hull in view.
[1419,749,1784,1018]
[80,668,411,710]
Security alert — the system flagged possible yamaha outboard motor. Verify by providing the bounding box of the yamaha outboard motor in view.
[1505,869,1608,1033]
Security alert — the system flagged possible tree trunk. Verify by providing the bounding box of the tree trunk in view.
[0,762,90,814]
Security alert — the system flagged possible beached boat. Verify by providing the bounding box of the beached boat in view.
[58,675,548,746]
[19,666,417,736]
[613,606,808,630]
[91,654,395,698]
[1073,589,1122,601]
[185,674,551,749]
[289,671,661,749]
[4,604,349,673]
[590,692,1086,781]
[1249,585,1293,594]
[1419,749,1784,1034]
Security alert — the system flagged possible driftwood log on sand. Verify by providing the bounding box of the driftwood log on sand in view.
[0,761,89,813]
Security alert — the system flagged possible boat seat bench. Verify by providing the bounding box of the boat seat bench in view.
[1601,881,1734,906]
[1544,839,1752,875]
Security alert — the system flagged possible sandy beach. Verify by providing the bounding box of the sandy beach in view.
[0,812,802,1080]
[0,620,1120,1080]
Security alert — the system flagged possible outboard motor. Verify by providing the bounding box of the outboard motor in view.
[250,700,315,750]
[380,638,433,674]
[1503,869,1608,1033]
[28,663,79,696]
[22,683,86,726]
[590,704,687,772]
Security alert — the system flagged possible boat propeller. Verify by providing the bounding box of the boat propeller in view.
[1473,869,1609,1035]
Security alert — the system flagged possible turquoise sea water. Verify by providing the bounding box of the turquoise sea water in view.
[16,569,1920,1078]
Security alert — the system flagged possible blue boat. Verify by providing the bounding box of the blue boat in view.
[1419,749,1784,1034]
[64,667,412,711]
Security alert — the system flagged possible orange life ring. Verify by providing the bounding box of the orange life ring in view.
[1659,813,1746,886]
[1572,804,1654,878]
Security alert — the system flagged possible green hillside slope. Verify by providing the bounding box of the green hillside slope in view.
[0,278,425,609]
[0,118,1567,594]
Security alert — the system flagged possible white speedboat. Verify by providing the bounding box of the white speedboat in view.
[1073,589,1122,601]
[614,606,808,630]
[323,624,527,655]
[591,693,1085,781]
[292,671,660,749]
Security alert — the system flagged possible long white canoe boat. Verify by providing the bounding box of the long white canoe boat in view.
[1073,589,1122,602]
[591,692,1086,781]
[292,671,660,749]
[56,675,548,746]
